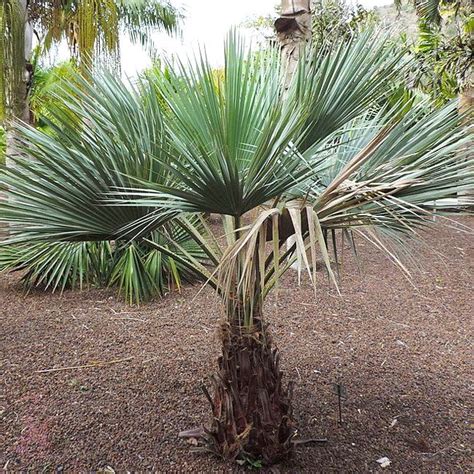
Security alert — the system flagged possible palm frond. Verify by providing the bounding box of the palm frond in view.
[316,100,473,230]
[117,0,180,47]
[111,31,408,221]
[0,241,110,292]
[108,242,157,304]
[415,0,442,25]
[295,29,407,153]
[31,0,180,69]
[214,97,472,316]
[0,70,208,304]
[0,71,169,242]
[0,221,209,304]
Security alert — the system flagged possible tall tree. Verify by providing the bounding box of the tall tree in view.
[275,0,312,84]
[1,0,180,164]
[1,0,32,167]
[28,0,180,70]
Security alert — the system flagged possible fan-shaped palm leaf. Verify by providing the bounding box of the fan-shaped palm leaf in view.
[0,240,109,292]
[0,72,209,303]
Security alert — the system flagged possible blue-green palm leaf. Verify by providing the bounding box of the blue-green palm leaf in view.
[123,31,407,218]
[0,72,208,304]
[1,72,170,241]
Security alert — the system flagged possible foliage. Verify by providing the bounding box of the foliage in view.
[29,0,180,69]
[406,16,473,104]
[396,0,473,104]
[0,227,205,303]
[1,31,472,306]
[1,0,180,124]
[0,72,207,303]
[0,30,472,461]
[311,0,379,50]
[29,61,80,130]
[0,241,110,292]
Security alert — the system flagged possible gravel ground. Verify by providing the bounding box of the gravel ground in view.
[1,217,472,472]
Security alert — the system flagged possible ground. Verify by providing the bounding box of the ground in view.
[1,218,472,472]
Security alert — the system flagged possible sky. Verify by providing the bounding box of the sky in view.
[119,0,394,75]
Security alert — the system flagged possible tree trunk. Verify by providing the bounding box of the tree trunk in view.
[206,318,295,465]
[458,72,473,207]
[2,0,32,238]
[459,76,473,116]
[5,0,32,169]
[274,0,312,87]
[189,232,297,465]
[275,1,312,267]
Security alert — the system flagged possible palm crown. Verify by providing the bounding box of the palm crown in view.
[2,31,472,299]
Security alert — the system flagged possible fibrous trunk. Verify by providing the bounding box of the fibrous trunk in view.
[205,318,296,465]
[458,74,473,207]
[4,0,32,168]
[275,0,312,87]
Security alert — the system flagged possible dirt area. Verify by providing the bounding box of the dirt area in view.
[1,217,473,472]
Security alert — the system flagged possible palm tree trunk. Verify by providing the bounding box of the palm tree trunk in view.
[458,71,473,206]
[206,316,295,465]
[201,228,296,465]
[275,0,312,87]
[459,65,473,115]
[5,0,32,169]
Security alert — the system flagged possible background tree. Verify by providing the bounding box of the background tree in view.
[0,0,32,167]
[397,0,473,108]
[248,0,377,51]
[28,0,180,70]
[0,0,180,165]
[311,0,377,49]
[27,61,78,129]
[275,0,312,81]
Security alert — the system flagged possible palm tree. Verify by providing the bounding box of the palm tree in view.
[1,0,32,167]
[1,0,180,165]
[1,31,473,465]
[396,0,473,108]
[29,0,180,69]
[0,72,207,303]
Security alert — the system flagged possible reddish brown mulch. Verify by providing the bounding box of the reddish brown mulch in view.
[1,218,472,472]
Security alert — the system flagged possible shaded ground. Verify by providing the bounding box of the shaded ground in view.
[1,218,473,472]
